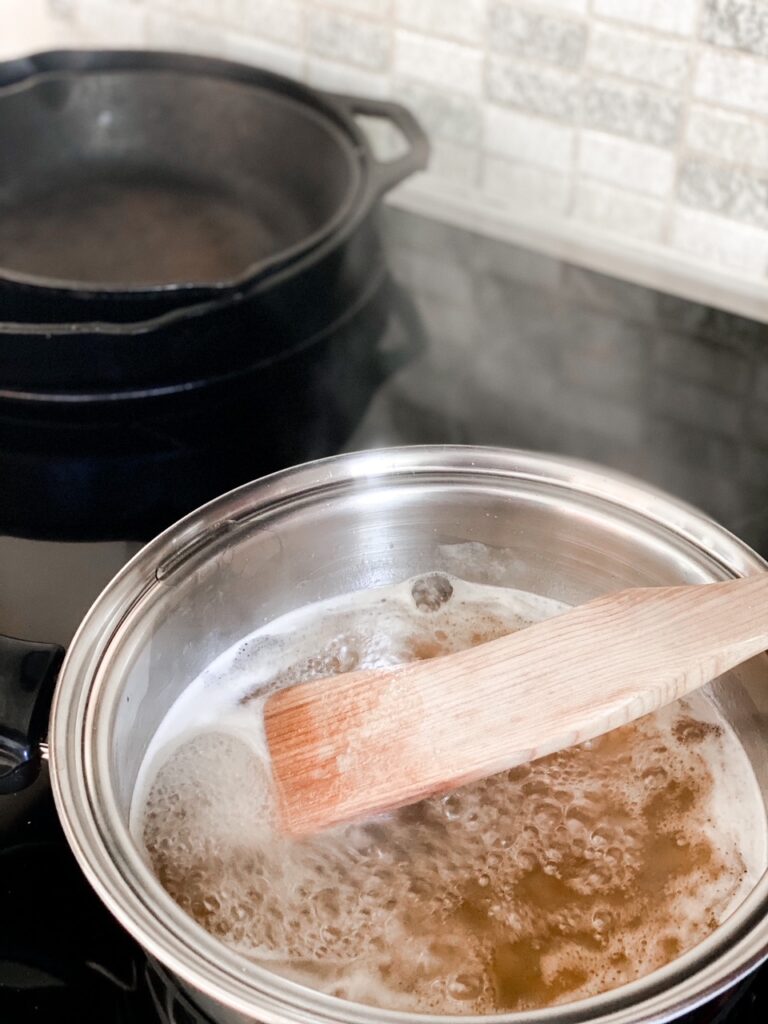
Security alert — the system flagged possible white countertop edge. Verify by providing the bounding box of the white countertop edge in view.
[388,184,768,327]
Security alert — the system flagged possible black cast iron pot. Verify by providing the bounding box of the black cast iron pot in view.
[0,50,428,540]
[0,48,428,322]
[0,272,424,541]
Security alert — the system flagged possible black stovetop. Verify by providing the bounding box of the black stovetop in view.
[1,767,152,1021]
[2,207,768,1022]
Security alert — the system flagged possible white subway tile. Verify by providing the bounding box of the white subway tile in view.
[151,0,212,19]
[484,105,574,171]
[587,24,690,90]
[71,0,147,45]
[489,2,587,70]
[701,0,768,59]
[487,55,580,121]
[572,180,665,242]
[356,115,407,160]
[394,29,484,96]
[395,0,486,45]
[223,0,303,47]
[48,0,75,18]
[584,75,681,147]
[532,0,587,11]
[695,49,768,116]
[308,8,392,71]
[145,13,306,78]
[217,32,305,77]
[421,139,481,189]
[593,0,698,36]
[482,156,571,213]
[307,57,391,98]
[316,0,391,16]
[578,131,675,198]
[678,157,768,230]
[686,105,768,174]
[670,207,768,276]
[395,79,481,144]
[145,12,219,55]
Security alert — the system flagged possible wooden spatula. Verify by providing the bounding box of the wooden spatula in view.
[264,574,768,836]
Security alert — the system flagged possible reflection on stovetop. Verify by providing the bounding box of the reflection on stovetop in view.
[3,207,768,1022]
[351,209,768,558]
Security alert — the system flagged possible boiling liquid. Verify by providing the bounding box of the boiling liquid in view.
[133,575,766,1013]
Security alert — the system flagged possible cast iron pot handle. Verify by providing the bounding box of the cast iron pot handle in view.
[326,93,430,197]
[0,634,63,794]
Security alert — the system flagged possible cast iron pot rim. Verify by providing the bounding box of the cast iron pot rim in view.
[0,259,390,402]
[0,47,405,297]
[0,194,383,338]
[49,446,768,1024]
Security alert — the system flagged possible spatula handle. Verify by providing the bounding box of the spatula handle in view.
[266,575,768,835]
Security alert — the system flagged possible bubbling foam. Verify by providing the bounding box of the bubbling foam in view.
[134,575,766,1013]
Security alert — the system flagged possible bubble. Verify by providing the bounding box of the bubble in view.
[334,641,360,674]
[515,850,537,872]
[534,801,562,830]
[448,974,483,1000]
[642,766,668,788]
[592,910,612,933]
[442,794,462,820]
[590,827,613,849]
[410,574,454,612]
[566,803,595,827]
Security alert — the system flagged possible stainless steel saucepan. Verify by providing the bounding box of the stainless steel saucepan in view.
[4,446,768,1024]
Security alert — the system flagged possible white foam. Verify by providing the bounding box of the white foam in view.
[132,574,767,1014]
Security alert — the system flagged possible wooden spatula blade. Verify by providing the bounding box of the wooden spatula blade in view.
[264,575,768,836]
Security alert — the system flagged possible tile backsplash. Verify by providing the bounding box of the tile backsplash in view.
[14,0,768,318]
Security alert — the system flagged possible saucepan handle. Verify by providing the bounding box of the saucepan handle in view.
[0,634,63,794]
[324,92,430,198]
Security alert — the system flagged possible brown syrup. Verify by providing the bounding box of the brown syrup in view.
[141,579,755,1013]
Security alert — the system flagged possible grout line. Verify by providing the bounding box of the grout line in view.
[394,24,489,57]
[693,41,768,119]
[691,92,768,126]
[587,4,701,43]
